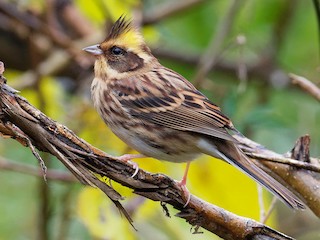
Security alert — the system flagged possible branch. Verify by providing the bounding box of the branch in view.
[289,73,320,102]
[234,134,320,217]
[193,0,244,87]
[0,156,76,182]
[143,0,205,25]
[0,63,319,239]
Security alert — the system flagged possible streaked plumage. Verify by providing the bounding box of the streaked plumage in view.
[84,16,305,209]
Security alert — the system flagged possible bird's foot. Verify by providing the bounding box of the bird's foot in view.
[177,180,191,208]
[115,154,144,177]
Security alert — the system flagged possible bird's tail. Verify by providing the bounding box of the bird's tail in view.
[198,139,305,209]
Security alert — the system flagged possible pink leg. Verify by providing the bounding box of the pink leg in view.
[178,162,191,207]
[116,154,145,177]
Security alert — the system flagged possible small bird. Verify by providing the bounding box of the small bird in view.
[83,16,304,209]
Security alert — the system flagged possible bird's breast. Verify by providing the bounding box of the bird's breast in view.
[91,77,201,163]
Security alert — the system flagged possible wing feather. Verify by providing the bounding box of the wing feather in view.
[111,67,236,142]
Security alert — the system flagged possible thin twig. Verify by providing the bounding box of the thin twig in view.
[0,156,76,182]
[246,152,320,173]
[143,0,205,25]
[289,73,320,102]
[257,184,265,222]
[234,134,320,172]
[193,0,244,87]
[3,122,47,180]
[261,196,278,224]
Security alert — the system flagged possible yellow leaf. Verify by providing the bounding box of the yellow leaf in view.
[142,25,160,46]
[20,76,64,120]
[104,0,139,21]
[75,0,105,23]
[77,187,136,239]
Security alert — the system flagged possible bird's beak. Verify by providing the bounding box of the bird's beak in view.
[82,44,103,55]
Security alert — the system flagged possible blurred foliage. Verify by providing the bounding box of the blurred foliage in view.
[0,0,319,239]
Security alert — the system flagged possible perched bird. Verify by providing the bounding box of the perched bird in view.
[83,16,304,209]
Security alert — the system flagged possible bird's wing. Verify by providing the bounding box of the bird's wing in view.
[109,68,236,142]
[109,68,305,210]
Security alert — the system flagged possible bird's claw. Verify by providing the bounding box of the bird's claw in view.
[177,180,191,207]
[115,154,142,178]
[130,161,139,178]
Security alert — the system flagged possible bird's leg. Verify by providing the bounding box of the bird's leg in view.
[178,161,191,207]
[115,154,145,177]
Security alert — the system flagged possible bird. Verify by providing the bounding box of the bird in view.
[83,16,305,209]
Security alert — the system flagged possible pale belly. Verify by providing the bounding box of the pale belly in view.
[110,123,202,163]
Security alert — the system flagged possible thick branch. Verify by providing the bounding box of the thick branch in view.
[0,70,319,238]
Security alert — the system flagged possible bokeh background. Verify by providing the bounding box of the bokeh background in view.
[0,0,319,239]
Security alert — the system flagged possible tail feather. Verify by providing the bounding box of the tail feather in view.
[198,138,305,209]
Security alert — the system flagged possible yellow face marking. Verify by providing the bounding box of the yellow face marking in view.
[101,28,144,53]
[117,29,143,50]
[100,28,154,66]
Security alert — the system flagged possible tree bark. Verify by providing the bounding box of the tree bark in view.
[0,71,319,239]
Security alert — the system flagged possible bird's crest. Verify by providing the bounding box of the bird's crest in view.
[103,15,144,51]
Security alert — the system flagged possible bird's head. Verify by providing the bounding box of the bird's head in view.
[83,16,157,80]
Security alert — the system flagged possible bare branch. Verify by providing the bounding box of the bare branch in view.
[0,69,314,238]
[0,156,76,182]
[143,0,205,25]
[290,73,320,102]
[245,153,320,173]
[193,0,244,87]
[261,197,278,224]
[234,134,320,217]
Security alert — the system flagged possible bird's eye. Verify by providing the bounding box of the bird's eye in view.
[111,46,125,55]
